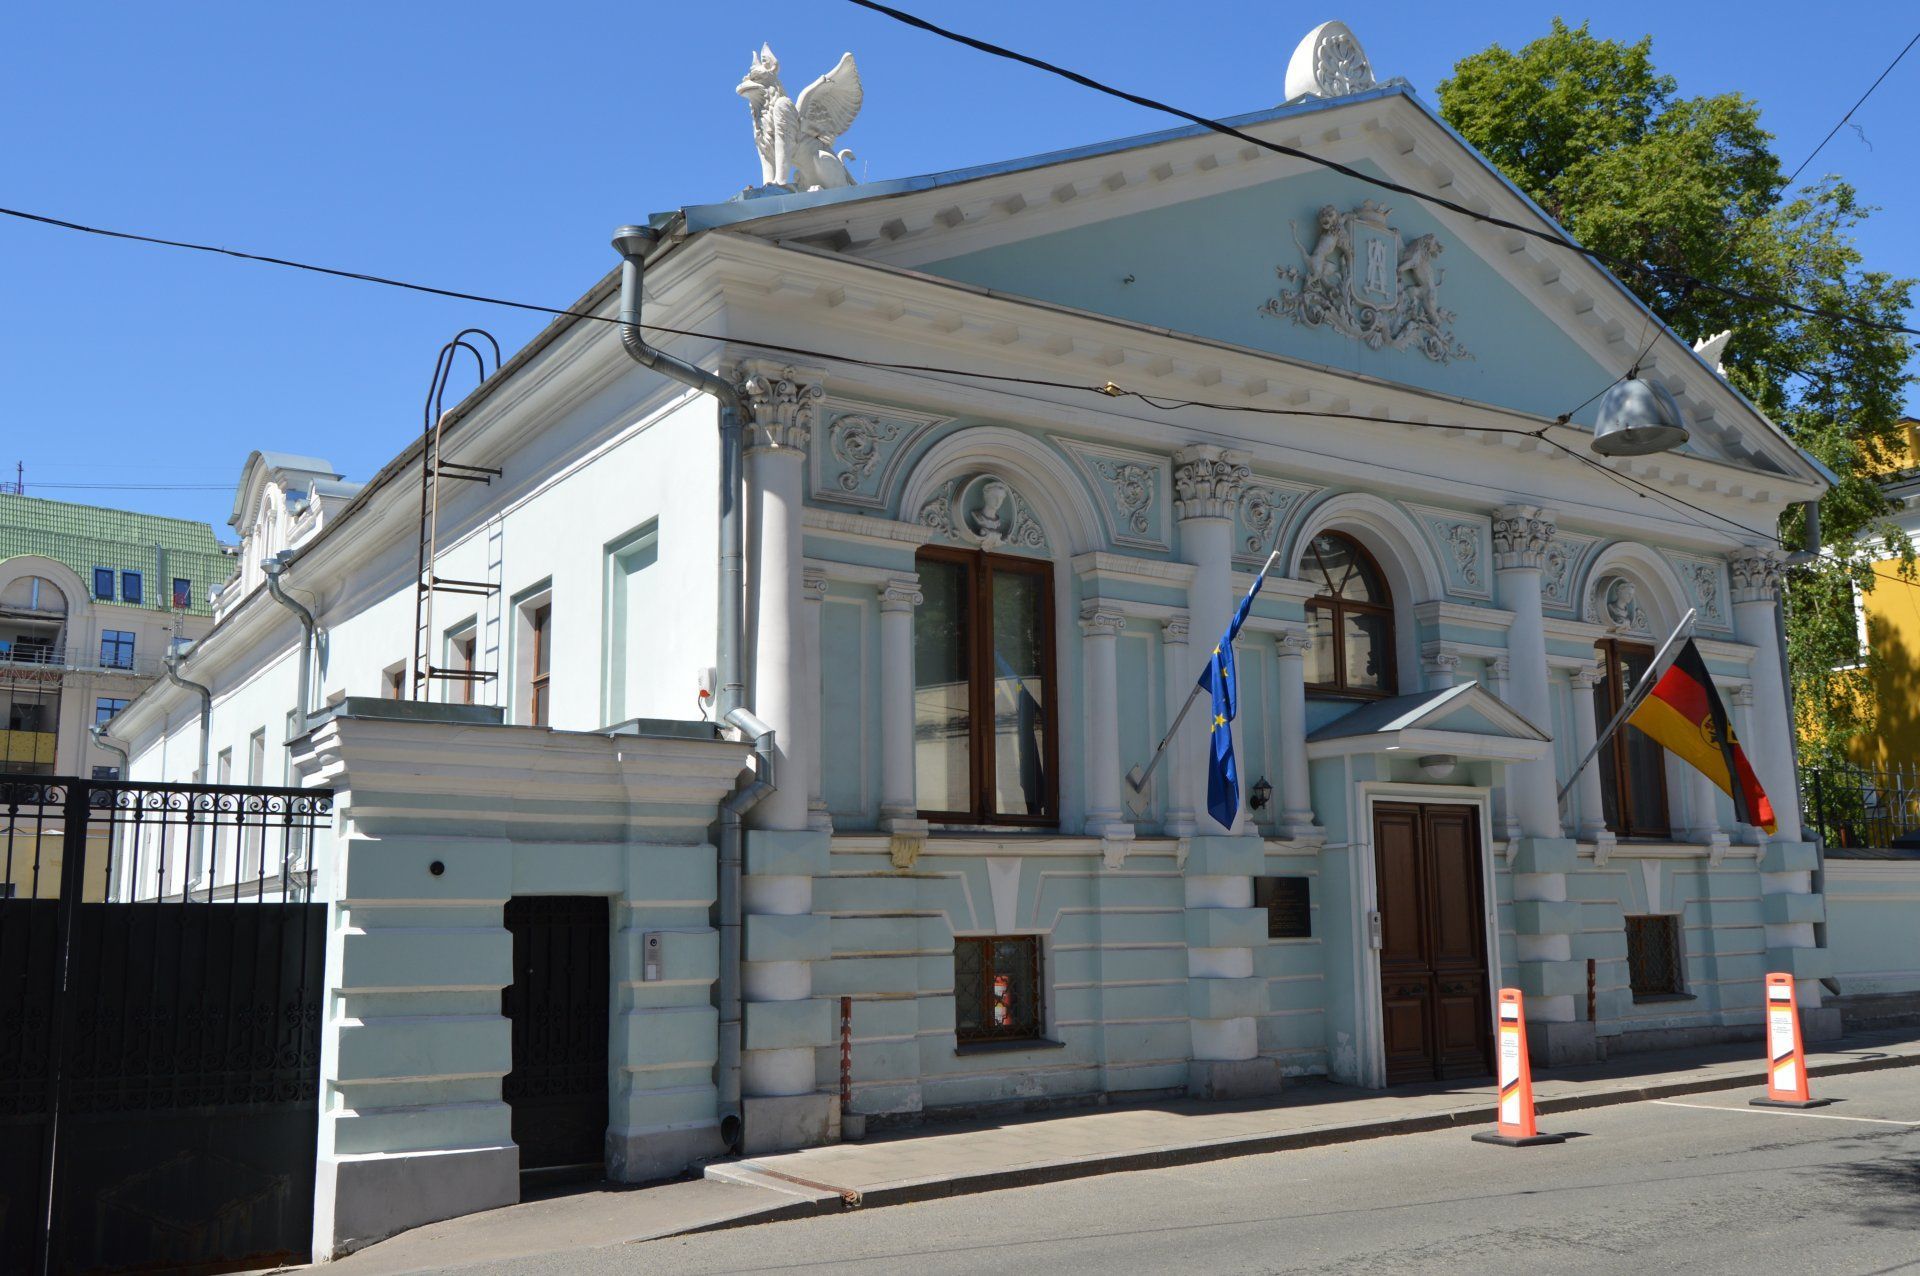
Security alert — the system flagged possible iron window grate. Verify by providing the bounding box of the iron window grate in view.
[955,934,1044,1043]
[1625,914,1684,999]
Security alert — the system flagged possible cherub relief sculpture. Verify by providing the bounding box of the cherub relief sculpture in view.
[737,44,864,191]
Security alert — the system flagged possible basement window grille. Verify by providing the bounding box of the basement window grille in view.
[1625,914,1684,1000]
[955,934,1043,1044]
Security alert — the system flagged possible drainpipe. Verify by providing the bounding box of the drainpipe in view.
[612,224,766,1150]
[261,550,317,720]
[163,649,215,896]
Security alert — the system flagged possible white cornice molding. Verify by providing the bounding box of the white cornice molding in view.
[725,93,1817,486]
[1413,599,1516,630]
[704,234,1821,527]
[802,506,938,547]
[1071,551,1196,586]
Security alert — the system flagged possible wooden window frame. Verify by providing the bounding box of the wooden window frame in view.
[530,603,552,727]
[914,545,1060,827]
[1303,532,1396,699]
[954,934,1046,1045]
[1594,637,1671,839]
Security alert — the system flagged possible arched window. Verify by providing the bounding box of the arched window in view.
[1302,532,1394,696]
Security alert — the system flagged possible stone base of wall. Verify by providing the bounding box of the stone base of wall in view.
[608,1120,731,1184]
[1525,1019,1598,1068]
[1600,1022,1755,1058]
[1187,1056,1284,1100]
[741,1091,840,1155]
[316,1144,518,1260]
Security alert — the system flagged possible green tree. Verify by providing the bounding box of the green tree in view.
[1440,19,1916,770]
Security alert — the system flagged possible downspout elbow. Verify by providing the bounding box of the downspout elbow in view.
[88,724,131,773]
[262,553,319,718]
[721,707,776,816]
[163,652,214,779]
[611,226,742,414]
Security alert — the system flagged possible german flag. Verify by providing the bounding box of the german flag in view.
[1626,639,1776,833]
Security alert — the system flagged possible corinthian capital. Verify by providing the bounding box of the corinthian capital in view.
[1727,546,1782,603]
[1492,503,1557,571]
[737,364,823,453]
[1172,444,1251,521]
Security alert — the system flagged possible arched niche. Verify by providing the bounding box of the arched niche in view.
[898,427,1104,557]
[1285,491,1446,693]
[1579,542,1691,641]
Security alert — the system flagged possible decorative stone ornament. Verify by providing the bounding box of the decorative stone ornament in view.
[1172,444,1251,521]
[918,473,1048,551]
[739,366,823,452]
[1283,21,1375,100]
[738,45,863,191]
[1492,505,1557,571]
[1260,201,1472,364]
[1728,547,1783,603]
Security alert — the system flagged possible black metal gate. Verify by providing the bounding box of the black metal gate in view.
[0,776,331,1275]
[501,895,610,1180]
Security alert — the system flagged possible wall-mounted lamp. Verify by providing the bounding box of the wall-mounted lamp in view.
[1418,754,1459,781]
[1250,776,1273,812]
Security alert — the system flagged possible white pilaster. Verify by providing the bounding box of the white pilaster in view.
[802,567,831,833]
[1079,604,1132,856]
[743,366,818,834]
[1273,627,1319,841]
[1730,546,1824,1007]
[1568,659,1609,842]
[1174,444,1250,836]
[1160,616,1196,838]
[877,576,927,863]
[1492,505,1562,840]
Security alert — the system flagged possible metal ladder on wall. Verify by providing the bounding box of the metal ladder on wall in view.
[411,331,505,701]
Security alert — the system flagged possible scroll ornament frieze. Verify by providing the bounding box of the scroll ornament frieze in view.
[919,473,1048,551]
[1093,459,1155,537]
[1239,484,1302,557]
[1445,523,1481,588]
[826,412,903,492]
[1260,201,1472,365]
[1686,561,1727,626]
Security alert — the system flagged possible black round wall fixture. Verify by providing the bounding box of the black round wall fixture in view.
[429,860,446,877]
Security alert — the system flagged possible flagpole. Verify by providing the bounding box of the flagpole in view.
[1556,607,1697,807]
[1126,549,1283,795]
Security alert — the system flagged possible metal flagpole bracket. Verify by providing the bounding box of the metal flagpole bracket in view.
[1557,607,1697,807]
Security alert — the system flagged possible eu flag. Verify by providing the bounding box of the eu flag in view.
[1197,555,1276,829]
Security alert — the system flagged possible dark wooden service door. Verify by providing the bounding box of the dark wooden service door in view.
[501,896,610,1180]
[1374,803,1493,1085]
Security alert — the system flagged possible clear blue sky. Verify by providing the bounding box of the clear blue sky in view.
[4,2,1915,534]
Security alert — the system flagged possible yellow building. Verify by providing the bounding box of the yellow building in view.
[1848,419,1920,769]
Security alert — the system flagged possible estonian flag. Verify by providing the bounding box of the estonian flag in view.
[1198,557,1275,829]
[1626,638,1776,833]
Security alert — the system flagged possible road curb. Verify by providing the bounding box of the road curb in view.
[671,1046,1920,1239]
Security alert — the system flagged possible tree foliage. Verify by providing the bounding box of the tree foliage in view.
[1440,19,1917,766]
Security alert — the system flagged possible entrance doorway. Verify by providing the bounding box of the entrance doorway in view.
[1373,802,1493,1084]
[502,896,610,1180]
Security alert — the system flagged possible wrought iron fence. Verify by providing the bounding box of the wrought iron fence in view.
[0,776,332,902]
[1803,765,1920,851]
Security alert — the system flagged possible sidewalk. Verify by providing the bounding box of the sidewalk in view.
[316,1027,1920,1274]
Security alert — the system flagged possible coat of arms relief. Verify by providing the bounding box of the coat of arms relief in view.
[1260,201,1472,364]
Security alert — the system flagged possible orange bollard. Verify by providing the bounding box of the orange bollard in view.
[1751,972,1832,1109]
[1472,988,1566,1146]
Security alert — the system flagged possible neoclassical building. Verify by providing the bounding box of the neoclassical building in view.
[112,24,1837,1255]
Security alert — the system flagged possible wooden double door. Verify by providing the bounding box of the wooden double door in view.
[1374,802,1494,1085]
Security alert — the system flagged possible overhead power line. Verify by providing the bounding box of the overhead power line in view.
[842,0,1920,345]
[1784,29,1920,186]
[0,200,1905,589]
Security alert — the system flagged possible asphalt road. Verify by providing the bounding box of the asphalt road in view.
[410,1068,1920,1275]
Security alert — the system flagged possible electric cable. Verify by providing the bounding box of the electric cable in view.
[842,0,1920,344]
[1784,29,1920,187]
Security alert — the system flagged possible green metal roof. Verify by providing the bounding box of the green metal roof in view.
[0,492,232,616]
